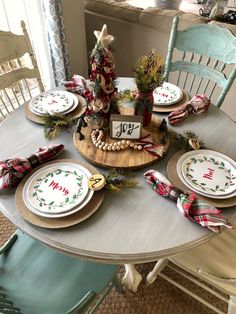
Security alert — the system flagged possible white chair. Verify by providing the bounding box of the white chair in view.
[0,21,44,121]
[146,216,236,314]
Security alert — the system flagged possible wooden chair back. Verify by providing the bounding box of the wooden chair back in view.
[0,21,44,121]
[164,16,236,108]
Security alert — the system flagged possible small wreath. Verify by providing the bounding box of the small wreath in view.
[32,169,84,210]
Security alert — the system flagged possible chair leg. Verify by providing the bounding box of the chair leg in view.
[146,258,168,286]
[0,233,18,255]
[88,283,114,314]
[112,274,124,293]
[228,296,236,314]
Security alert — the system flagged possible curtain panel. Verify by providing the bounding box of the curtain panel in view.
[42,0,71,86]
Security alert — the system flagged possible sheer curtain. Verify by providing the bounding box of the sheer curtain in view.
[0,0,71,89]
[42,0,71,86]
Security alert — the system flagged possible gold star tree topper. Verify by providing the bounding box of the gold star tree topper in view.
[94,24,114,51]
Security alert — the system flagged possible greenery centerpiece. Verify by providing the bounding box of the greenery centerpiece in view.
[133,50,164,126]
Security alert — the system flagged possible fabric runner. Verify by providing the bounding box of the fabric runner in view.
[0,144,64,190]
[144,170,232,233]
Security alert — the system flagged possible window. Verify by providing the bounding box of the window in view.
[0,0,54,90]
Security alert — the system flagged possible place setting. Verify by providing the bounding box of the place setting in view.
[15,159,105,229]
[167,149,236,208]
[152,82,189,113]
[23,89,86,124]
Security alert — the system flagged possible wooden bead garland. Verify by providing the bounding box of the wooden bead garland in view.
[91,129,143,151]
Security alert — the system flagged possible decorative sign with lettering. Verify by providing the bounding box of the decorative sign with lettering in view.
[181,153,236,196]
[110,114,142,139]
[27,166,89,213]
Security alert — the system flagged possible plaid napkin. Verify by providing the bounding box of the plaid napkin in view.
[168,94,210,125]
[0,144,64,190]
[144,170,232,233]
[64,74,94,103]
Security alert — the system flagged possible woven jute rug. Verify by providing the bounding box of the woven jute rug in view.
[0,211,227,314]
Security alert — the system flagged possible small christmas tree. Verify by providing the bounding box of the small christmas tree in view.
[87,24,119,124]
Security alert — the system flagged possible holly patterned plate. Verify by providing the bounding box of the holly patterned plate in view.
[178,150,236,197]
[153,82,183,106]
[25,164,89,214]
[29,90,77,115]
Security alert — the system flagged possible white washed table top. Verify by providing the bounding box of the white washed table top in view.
[0,78,236,264]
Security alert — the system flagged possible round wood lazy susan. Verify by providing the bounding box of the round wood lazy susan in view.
[73,114,170,169]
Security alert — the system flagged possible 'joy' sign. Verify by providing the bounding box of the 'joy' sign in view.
[110,114,142,139]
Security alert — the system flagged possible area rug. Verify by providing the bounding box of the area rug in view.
[0,212,227,314]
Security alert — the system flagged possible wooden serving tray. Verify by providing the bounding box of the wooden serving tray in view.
[73,113,170,170]
[167,150,236,208]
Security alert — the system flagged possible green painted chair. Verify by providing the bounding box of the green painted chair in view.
[164,16,236,108]
[0,230,121,314]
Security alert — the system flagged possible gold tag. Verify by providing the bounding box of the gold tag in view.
[88,174,106,191]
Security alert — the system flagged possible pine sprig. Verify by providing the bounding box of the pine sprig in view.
[104,168,138,192]
[118,89,135,102]
[40,114,78,140]
[171,130,205,151]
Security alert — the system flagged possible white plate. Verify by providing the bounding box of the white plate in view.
[25,164,90,214]
[29,90,77,115]
[177,150,236,199]
[22,163,94,218]
[27,164,91,214]
[153,82,183,106]
[23,188,94,218]
[181,151,236,196]
[29,96,78,116]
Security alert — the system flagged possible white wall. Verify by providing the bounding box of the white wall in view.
[61,0,88,77]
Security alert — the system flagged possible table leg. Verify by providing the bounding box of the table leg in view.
[122,264,142,292]
[146,258,168,285]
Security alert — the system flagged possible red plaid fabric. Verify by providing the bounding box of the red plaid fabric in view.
[64,74,94,103]
[168,94,210,126]
[144,169,232,233]
[0,144,64,190]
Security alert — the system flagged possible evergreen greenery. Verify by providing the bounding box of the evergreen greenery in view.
[105,168,138,192]
[133,50,164,93]
[171,130,205,151]
[40,114,78,140]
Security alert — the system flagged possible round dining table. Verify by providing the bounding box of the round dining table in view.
[1,78,236,291]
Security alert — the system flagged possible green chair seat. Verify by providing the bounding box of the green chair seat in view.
[0,231,119,314]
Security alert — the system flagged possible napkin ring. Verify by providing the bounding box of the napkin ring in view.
[168,187,182,201]
[27,155,40,167]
